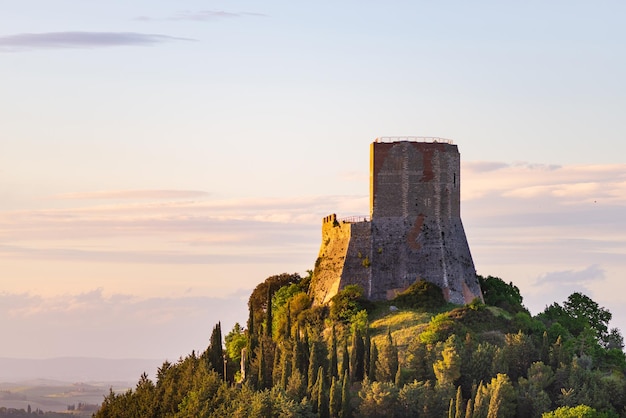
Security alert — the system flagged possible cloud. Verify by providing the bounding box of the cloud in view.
[463,162,626,203]
[535,264,605,286]
[135,10,267,22]
[0,32,194,51]
[54,189,210,200]
[464,161,510,173]
[0,194,363,265]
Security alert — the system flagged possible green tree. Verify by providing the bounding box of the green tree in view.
[503,331,536,381]
[205,322,224,378]
[329,376,341,418]
[318,366,330,418]
[308,339,328,396]
[486,374,516,418]
[330,285,371,324]
[340,370,351,418]
[563,292,612,346]
[433,340,461,388]
[478,275,526,314]
[341,341,350,379]
[329,324,339,380]
[225,322,247,372]
[542,405,609,418]
[455,385,464,418]
[368,342,378,382]
[350,328,365,382]
[357,379,399,418]
[377,329,399,383]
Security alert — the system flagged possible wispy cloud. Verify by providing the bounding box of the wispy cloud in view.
[463,162,626,204]
[536,264,605,286]
[135,10,267,22]
[0,32,194,52]
[0,193,363,264]
[54,189,210,200]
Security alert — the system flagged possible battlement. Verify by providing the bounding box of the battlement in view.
[375,136,454,144]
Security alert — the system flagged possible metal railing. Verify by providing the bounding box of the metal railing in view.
[374,136,454,144]
[338,215,370,223]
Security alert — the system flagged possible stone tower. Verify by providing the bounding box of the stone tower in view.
[310,138,482,305]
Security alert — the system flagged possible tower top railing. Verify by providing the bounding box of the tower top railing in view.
[374,136,454,144]
[338,215,370,223]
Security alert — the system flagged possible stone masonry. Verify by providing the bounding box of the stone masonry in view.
[310,138,483,305]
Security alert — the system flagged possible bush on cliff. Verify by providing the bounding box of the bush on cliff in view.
[392,280,446,311]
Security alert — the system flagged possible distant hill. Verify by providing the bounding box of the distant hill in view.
[0,357,163,383]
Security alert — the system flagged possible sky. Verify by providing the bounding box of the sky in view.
[1,1,625,363]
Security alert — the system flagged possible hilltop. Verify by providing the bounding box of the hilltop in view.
[94,272,626,417]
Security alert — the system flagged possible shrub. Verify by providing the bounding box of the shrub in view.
[392,280,445,311]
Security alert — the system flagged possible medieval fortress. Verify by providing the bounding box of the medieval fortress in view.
[309,138,483,305]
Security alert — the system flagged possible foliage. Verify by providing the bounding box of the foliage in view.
[330,285,372,324]
[542,404,611,418]
[225,322,247,366]
[248,273,303,338]
[392,280,446,311]
[478,274,527,314]
[94,273,626,418]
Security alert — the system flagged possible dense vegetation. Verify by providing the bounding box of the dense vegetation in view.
[95,273,626,417]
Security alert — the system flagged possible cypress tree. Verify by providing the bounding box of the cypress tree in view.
[378,328,399,383]
[265,285,273,338]
[206,322,223,378]
[303,329,311,384]
[465,398,473,418]
[329,324,338,380]
[349,329,364,382]
[272,344,282,386]
[394,363,403,387]
[280,345,291,390]
[364,327,371,381]
[308,339,328,396]
[341,341,350,378]
[257,338,266,389]
[340,369,351,418]
[455,385,464,418]
[285,301,292,338]
[369,342,378,382]
[246,308,257,382]
[329,376,340,418]
[317,366,330,418]
[292,334,303,377]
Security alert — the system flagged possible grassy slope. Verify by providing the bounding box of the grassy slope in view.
[367,303,514,362]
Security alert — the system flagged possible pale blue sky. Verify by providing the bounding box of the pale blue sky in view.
[1,1,625,361]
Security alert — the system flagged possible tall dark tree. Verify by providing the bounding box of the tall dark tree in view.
[341,369,351,418]
[350,329,365,382]
[341,341,350,378]
[364,327,371,380]
[329,375,341,418]
[206,322,224,379]
[257,337,266,389]
[308,339,328,396]
[265,284,273,338]
[317,366,330,418]
[369,342,378,382]
[377,328,399,382]
[285,301,292,338]
[329,324,339,380]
